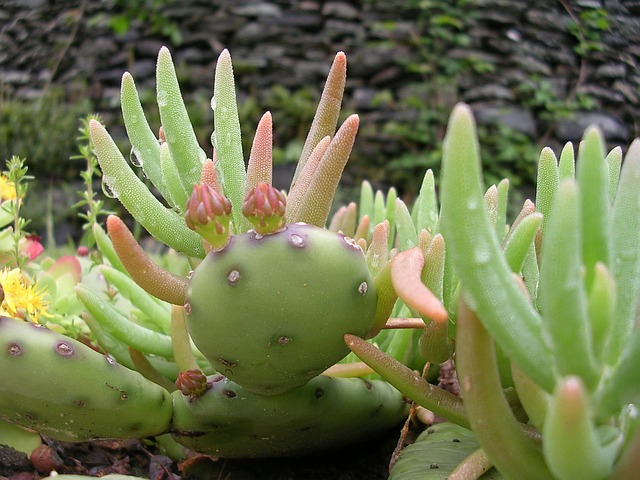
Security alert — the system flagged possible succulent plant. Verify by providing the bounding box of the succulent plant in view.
[348,104,640,479]
[0,46,415,459]
[3,41,638,478]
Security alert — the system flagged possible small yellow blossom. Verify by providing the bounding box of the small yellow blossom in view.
[0,175,17,202]
[0,267,50,322]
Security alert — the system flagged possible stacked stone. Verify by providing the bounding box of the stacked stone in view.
[1,0,638,181]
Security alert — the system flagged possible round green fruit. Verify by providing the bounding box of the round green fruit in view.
[186,223,377,395]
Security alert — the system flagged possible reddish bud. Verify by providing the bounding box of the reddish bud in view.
[242,182,286,235]
[175,369,210,397]
[185,183,232,250]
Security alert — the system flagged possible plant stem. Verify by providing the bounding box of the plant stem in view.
[455,299,553,479]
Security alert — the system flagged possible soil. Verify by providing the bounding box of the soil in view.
[0,426,410,480]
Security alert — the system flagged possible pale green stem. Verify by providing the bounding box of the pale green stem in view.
[456,300,553,479]
[344,334,469,428]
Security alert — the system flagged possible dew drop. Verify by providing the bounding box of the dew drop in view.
[157,89,168,107]
[210,96,216,111]
[466,198,480,210]
[129,147,143,168]
[358,281,368,295]
[184,301,192,314]
[105,354,116,366]
[101,177,118,199]
[210,130,217,149]
[7,343,22,356]
[227,270,240,285]
[473,248,491,264]
[289,234,305,248]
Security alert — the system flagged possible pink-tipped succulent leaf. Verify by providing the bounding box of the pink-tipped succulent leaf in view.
[185,183,232,250]
[241,182,286,235]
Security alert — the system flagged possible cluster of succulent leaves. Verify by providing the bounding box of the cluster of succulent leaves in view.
[1,41,639,480]
[348,105,640,478]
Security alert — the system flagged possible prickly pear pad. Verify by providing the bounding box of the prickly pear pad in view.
[186,223,377,395]
[0,317,172,441]
[171,374,407,457]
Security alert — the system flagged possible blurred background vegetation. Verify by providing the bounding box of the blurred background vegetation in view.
[0,0,636,246]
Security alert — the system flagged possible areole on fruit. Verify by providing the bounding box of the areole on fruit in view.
[185,222,378,395]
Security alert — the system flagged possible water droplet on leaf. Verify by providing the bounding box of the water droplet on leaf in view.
[129,147,143,167]
[157,89,168,107]
[101,177,118,199]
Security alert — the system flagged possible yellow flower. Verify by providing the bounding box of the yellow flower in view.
[0,175,17,201]
[0,267,50,322]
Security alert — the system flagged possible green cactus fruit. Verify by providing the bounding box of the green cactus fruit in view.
[171,373,408,457]
[0,317,172,441]
[186,222,377,395]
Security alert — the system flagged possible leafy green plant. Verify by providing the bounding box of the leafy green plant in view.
[565,3,610,56]
[0,89,93,182]
[0,47,421,460]
[102,0,182,45]
[348,104,640,479]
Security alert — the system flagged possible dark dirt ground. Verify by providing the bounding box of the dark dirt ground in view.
[0,425,415,480]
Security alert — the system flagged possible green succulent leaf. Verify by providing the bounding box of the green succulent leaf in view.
[503,212,542,274]
[539,179,599,387]
[395,198,418,251]
[535,146,559,238]
[543,376,619,480]
[159,141,187,210]
[358,180,374,225]
[156,47,206,201]
[439,103,554,392]
[607,139,640,363]
[212,49,246,232]
[577,126,611,290]
[605,146,622,203]
[76,284,174,359]
[558,141,575,180]
[89,120,205,258]
[456,300,552,479]
[414,169,439,235]
[120,72,169,202]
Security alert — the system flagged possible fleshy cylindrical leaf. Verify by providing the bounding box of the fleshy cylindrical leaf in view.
[439,104,553,392]
[539,179,599,387]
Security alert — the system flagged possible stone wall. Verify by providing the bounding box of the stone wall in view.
[1,0,639,191]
